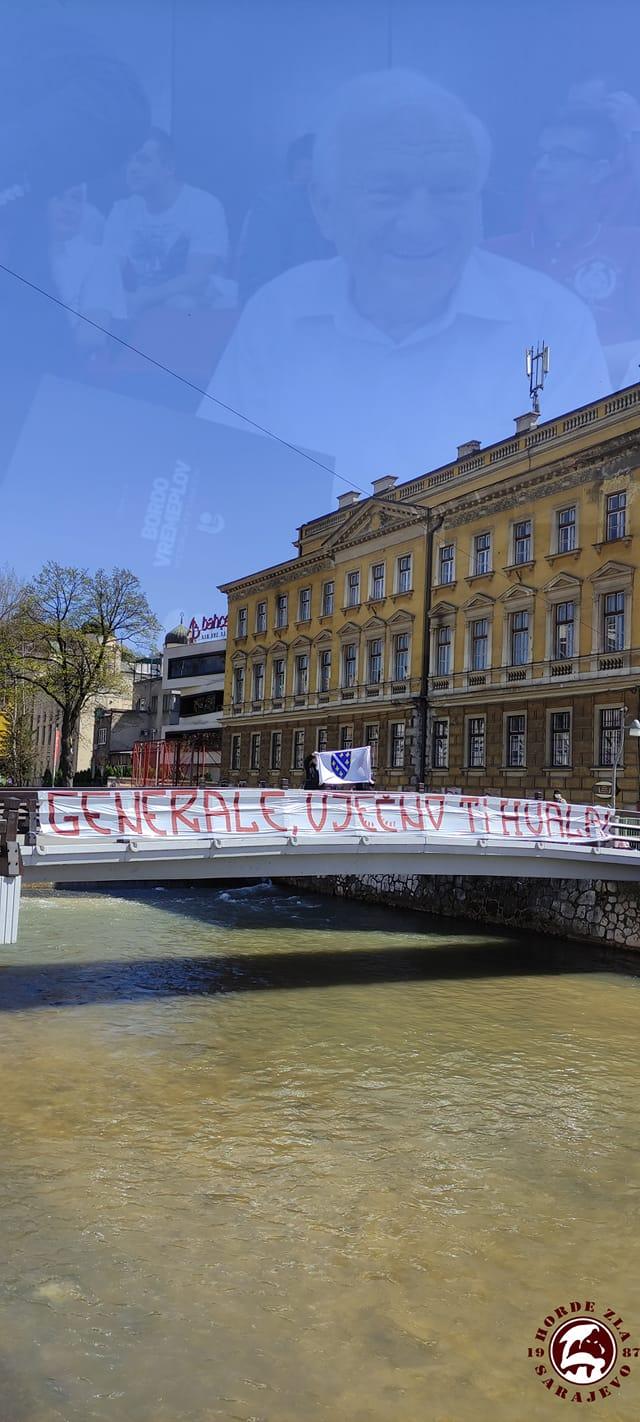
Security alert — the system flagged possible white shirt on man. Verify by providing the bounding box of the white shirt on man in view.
[105,183,229,300]
[199,250,610,478]
[51,236,126,326]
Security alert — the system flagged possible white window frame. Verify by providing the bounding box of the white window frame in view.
[294,652,309,694]
[270,730,282,771]
[472,531,492,577]
[298,587,311,623]
[272,657,286,699]
[321,580,334,616]
[393,631,410,682]
[390,721,406,769]
[554,504,577,555]
[504,711,527,769]
[345,569,361,608]
[432,717,449,769]
[596,704,624,768]
[275,593,288,629]
[364,722,379,769]
[438,542,455,586]
[466,714,486,768]
[232,666,245,706]
[396,553,413,594]
[511,517,533,567]
[255,600,267,634]
[342,642,358,688]
[318,646,332,692]
[370,562,386,600]
[252,661,265,702]
[548,707,572,769]
[367,637,383,685]
[236,606,248,638]
[292,728,305,769]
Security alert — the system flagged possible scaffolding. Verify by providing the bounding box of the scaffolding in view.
[131,738,220,787]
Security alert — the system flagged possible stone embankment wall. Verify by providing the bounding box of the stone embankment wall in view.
[286,874,640,949]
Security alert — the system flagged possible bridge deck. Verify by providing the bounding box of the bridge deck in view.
[20,831,640,885]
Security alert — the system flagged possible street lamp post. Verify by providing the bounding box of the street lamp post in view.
[611,718,640,812]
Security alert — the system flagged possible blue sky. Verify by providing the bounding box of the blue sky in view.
[1,0,638,631]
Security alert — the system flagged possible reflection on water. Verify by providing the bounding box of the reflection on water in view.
[0,882,639,1422]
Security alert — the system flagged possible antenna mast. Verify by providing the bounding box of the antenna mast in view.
[525,342,550,415]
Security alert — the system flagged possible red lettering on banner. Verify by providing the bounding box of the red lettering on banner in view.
[424,795,445,832]
[142,790,168,836]
[544,801,566,840]
[202,790,231,833]
[564,804,585,839]
[500,799,524,837]
[354,795,376,832]
[375,795,397,833]
[233,791,259,834]
[305,791,328,833]
[523,801,544,837]
[81,792,111,836]
[260,790,287,833]
[399,794,424,832]
[115,790,143,835]
[170,791,202,835]
[331,793,353,832]
[460,796,490,834]
[585,806,610,840]
[46,791,80,836]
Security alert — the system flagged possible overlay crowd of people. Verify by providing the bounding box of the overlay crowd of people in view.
[3,13,640,479]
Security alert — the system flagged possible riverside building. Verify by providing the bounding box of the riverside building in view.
[219,385,640,805]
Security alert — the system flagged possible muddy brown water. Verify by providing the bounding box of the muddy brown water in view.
[0,881,638,1421]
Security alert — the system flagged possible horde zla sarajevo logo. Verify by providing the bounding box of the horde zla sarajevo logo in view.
[528,1300,637,1402]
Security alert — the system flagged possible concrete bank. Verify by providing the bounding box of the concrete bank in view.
[285,873,640,949]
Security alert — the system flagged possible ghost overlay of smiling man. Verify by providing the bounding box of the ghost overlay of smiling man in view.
[200,69,610,481]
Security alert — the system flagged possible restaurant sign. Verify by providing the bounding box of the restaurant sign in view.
[187,614,228,643]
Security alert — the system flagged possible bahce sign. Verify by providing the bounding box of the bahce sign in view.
[38,789,613,843]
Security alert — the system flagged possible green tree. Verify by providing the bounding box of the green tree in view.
[11,563,161,787]
[0,567,35,785]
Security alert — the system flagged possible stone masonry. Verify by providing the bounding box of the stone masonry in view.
[286,873,640,949]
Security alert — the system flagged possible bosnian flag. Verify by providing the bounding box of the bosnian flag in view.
[316,746,372,786]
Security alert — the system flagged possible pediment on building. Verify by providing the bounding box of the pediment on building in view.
[290,634,312,651]
[589,559,635,583]
[231,649,247,666]
[499,582,536,604]
[387,608,415,628]
[362,615,387,633]
[428,599,456,621]
[462,592,495,613]
[337,620,362,637]
[250,643,268,659]
[544,572,582,595]
[323,496,424,555]
[269,640,288,656]
[313,629,333,646]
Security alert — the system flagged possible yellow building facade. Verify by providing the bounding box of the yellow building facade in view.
[219,480,431,788]
[220,386,640,804]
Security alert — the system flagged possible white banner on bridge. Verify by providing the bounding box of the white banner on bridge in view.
[37,789,613,844]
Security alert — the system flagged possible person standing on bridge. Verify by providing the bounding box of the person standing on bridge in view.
[303,753,320,790]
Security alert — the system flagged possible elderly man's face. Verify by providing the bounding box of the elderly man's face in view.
[314,106,483,330]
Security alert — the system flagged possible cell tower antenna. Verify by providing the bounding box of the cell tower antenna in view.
[525,341,550,415]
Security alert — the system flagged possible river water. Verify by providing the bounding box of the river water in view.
[0,882,638,1422]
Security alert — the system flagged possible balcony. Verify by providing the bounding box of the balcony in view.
[225,678,421,715]
[428,648,639,696]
